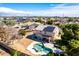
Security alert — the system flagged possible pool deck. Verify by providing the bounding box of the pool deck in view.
[9,38,39,56]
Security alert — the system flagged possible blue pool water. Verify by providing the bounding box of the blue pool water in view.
[33,43,52,54]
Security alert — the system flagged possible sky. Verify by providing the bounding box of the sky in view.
[0,3,79,16]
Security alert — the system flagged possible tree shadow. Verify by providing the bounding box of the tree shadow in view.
[68,48,79,56]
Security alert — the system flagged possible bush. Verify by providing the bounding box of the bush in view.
[69,39,79,49]
[61,46,68,52]
[11,50,22,56]
[18,29,26,36]
[2,20,16,26]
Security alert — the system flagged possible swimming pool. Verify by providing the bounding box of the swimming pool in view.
[32,43,52,55]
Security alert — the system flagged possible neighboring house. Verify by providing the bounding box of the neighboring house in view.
[16,17,27,23]
[24,22,40,30]
[28,24,39,31]
[53,21,60,25]
[34,24,60,43]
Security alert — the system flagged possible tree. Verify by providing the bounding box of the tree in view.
[61,28,74,41]
[60,24,79,40]
[46,18,53,25]
[67,17,74,22]
[55,24,79,56]
[35,17,45,24]
[18,29,26,36]
[69,39,79,49]
[74,31,79,40]
[0,26,18,45]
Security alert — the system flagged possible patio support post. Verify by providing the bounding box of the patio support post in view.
[48,37,51,43]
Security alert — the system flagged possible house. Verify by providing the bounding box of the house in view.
[24,22,41,30]
[33,24,60,43]
[28,24,39,31]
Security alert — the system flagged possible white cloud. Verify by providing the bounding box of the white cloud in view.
[48,4,79,17]
[0,7,32,16]
[35,4,79,17]
[53,4,79,10]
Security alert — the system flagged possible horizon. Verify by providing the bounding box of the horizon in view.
[0,3,79,17]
